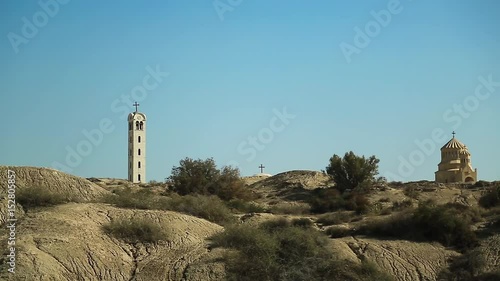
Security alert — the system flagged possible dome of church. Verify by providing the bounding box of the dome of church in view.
[441,137,466,150]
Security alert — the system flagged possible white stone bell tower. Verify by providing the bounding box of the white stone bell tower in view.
[128,102,146,183]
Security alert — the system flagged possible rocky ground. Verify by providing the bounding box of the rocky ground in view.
[0,166,498,281]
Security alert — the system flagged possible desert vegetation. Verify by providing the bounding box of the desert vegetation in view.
[168,157,255,201]
[17,186,76,209]
[354,201,481,249]
[479,185,500,209]
[102,188,235,224]
[325,151,379,192]
[211,218,393,281]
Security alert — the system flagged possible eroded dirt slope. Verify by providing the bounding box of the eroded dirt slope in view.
[0,166,109,201]
[3,203,224,281]
[0,166,110,225]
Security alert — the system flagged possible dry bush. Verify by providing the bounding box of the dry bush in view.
[392,199,414,211]
[17,186,75,209]
[309,188,372,214]
[358,201,479,249]
[316,211,361,226]
[225,199,266,213]
[325,226,352,238]
[103,218,167,243]
[102,189,235,225]
[479,186,500,209]
[211,220,392,281]
[269,202,310,215]
[403,186,419,199]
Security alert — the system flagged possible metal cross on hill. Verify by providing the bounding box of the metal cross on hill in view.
[133,102,140,112]
[259,164,265,173]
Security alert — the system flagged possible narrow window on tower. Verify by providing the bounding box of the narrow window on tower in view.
[140,121,144,130]
[138,174,141,182]
[138,136,141,143]
[136,121,140,130]
[138,149,141,155]
[138,161,141,168]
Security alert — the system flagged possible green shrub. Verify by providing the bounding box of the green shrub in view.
[309,188,344,213]
[358,202,478,249]
[17,187,73,209]
[342,192,371,214]
[479,186,500,209]
[168,157,254,200]
[326,151,380,192]
[212,221,392,281]
[309,188,372,214]
[103,218,166,243]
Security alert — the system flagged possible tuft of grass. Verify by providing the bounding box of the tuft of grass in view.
[17,187,74,209]
[103,218,166,243]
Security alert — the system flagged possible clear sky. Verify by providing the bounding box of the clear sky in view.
[1,0,499,182]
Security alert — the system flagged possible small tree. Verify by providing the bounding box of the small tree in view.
[168,157,252,200]
[326,151,380,192]
[169,158,219,195]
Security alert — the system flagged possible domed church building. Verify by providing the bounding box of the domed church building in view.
[435,132,477,183]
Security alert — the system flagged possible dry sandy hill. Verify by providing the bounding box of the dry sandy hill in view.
[0,166,498,281]
[2,203,224,281]
[0,166,110,225]
[249,170,332,190]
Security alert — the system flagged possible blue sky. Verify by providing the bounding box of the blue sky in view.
[1,0,499,182]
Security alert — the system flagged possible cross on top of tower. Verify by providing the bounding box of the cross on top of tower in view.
[452,131,456,138]
[133,102,140,112]
[259,164,265,173]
